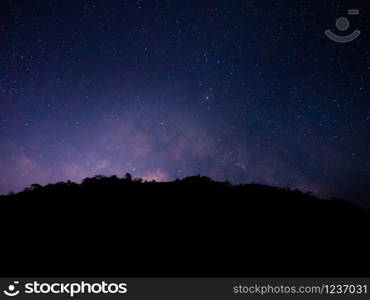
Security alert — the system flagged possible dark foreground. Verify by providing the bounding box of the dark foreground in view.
[1,175,369,277]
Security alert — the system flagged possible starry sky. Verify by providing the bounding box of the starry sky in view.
[1,0,370,206]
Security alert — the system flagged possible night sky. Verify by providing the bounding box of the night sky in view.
[1,0,370,206]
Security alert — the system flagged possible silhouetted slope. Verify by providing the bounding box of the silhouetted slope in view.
[1,175,369,277]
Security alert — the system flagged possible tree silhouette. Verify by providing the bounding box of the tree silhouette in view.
[1,173,369,277]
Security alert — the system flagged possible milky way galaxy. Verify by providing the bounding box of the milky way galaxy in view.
[1,0,370,206]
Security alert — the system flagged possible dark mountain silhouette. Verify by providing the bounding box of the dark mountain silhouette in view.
[1,174,369,277]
